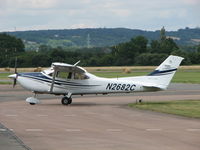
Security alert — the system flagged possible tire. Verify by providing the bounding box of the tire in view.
[68,97,72,104]
[30,103,36,105]
[61,97,72,105]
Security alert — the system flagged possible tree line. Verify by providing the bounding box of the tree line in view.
[9,27,200,48]
[0,30,200,68]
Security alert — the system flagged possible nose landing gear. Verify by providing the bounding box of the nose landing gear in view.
[26,93,40,105]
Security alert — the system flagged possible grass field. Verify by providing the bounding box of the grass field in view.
[0,81,12,85]
[1,66,200,84]
[129,100,200,118]
[92,70,200,83]
[172,70,200,83]
[0,73,11,79]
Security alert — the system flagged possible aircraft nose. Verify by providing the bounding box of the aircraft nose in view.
[8,74,17,79]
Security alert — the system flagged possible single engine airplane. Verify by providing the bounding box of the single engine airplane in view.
[8,55,184,105]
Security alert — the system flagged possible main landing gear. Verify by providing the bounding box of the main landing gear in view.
[61,96,72,105]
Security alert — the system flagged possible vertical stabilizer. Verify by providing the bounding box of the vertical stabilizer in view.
[147,55,184,89]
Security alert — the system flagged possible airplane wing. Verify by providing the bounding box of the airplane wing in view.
[52,62,86,73]
[49,61,86,93]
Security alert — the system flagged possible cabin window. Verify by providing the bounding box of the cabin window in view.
[54,71,89,80]
[73,73,89,80]
[68,72,72,79]
[56,71,69,79]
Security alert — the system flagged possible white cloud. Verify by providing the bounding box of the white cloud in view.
[6,0,58,9]
[70,23,96,29]
[0,0,199,31]
[109,9,132,17]
[181,0,200,5]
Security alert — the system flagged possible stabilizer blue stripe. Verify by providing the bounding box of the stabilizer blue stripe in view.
[148,68,177,76]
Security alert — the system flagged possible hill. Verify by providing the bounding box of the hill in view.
[4,27,200,50]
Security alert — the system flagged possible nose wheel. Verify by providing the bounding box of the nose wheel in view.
[61,97,72,105]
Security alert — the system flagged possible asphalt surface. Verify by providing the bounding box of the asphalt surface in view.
[0,83,200,150]
[0,123,30,150]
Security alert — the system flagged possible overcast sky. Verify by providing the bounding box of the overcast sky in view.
[0,0,200,32]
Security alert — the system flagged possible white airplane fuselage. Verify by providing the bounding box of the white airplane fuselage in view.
[15,72,147,95]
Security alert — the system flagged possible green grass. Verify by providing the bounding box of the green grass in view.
[92,71,147,78]
[0,81,12,85]
[92,70,200,84]
[0,73,11,79]
[172,70,200,83]
[0,73,12,85]
[129,100,200,118]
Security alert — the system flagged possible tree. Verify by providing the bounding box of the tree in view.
[150,40,160,53]
[111,36,148,65]
[0,33,25,55]
[49,49,67,62]
[160,38,179,53]
[130,36,148,53]
[150,27,179,54]
[135,53,167,66]
[197,44,200,52]
[38,44,51,52]
[31,53,51,67]
[0,33,25,67]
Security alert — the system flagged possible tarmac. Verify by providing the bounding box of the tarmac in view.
[0,83,200,150]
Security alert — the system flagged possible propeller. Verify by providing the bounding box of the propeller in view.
[13,57,18,88]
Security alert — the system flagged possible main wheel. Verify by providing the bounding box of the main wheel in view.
[68,97,72,104]
[30,103,36,105]
[61,97,72,105]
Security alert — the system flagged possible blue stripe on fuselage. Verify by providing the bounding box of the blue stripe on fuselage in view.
[18,72,99,87]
